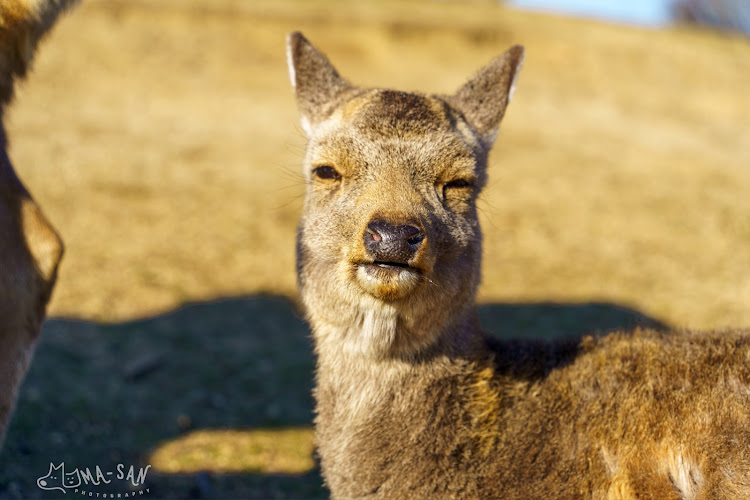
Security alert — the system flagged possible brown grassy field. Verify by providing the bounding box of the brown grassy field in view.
[11,0,750,328]
[1,0,749,497]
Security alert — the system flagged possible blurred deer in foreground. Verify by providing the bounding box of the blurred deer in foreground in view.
[0,0,76,446]
[287,32,750,499]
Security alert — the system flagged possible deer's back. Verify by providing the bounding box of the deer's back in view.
[319,328,750,499]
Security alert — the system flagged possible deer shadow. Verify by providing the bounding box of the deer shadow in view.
[0,294,666,499]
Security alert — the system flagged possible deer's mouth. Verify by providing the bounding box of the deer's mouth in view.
[371,261,411,269]
[355,262,423,300]
[360,261,421,277]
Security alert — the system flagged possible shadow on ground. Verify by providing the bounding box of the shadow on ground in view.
[0,294,667,499]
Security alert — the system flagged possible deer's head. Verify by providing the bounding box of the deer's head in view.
[288,33,523,358]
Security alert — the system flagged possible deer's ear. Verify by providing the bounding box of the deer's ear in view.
[286,32,352,137]
[448,45,525,148]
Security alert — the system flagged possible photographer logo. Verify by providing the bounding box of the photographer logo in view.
[37,462,150,497]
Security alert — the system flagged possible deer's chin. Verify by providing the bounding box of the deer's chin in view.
[355,263,423,301]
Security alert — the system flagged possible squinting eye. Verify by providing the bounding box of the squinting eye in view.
[444,179,472,189]
[442,179,473,200]
[312,165,341,181]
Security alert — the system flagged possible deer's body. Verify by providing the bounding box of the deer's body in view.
[287,33,750,498]
[0,0,75,446]
[316,327,750,499]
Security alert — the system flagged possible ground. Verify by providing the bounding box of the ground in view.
[1,0,748,497]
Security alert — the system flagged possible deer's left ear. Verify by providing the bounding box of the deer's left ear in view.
[286,32,353,137]
[447,45,525,149]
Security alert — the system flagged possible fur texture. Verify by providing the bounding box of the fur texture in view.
[0,0,74,447]
[288,31,750,499]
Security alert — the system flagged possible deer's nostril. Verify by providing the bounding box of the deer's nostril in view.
[366,227,383,243]
[407,233,424,246]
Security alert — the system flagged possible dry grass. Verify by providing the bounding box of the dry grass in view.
[9,0,749,329]
[2,0,749,497]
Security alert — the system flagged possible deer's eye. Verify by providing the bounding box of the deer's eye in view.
[442,178,473,198]
[444,179,472,189]
[312,165,341,181]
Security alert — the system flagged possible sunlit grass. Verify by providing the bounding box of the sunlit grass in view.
[149,428,315,475]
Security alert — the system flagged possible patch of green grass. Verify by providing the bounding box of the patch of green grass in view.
[150,428,315,475]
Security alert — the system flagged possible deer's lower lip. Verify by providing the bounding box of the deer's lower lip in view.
[355,263,423,300]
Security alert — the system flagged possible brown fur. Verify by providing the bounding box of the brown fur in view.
[287,31,750,499]
[0,0,75,446]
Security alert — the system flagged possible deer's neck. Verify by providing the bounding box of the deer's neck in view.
[310,314,515,497]
[314,306,478,404]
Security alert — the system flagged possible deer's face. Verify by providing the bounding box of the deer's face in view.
[288,33,523,356]
[299,89,486,330]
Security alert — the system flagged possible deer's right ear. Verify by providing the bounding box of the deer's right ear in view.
[286,32,352,137]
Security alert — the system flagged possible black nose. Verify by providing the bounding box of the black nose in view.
[364,220,424,266]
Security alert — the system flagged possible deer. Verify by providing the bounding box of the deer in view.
[286,31,750,499]
[0,0,77,447]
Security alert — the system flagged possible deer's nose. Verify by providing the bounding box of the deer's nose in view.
[364,220,425,266]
